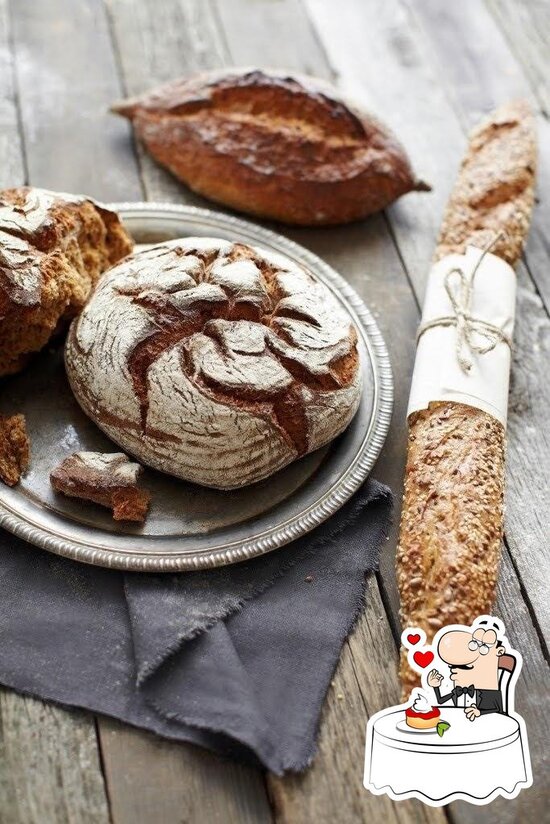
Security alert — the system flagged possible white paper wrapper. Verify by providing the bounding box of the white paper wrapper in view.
[407,246,516,427]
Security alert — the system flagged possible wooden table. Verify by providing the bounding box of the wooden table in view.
[0,1,548,822]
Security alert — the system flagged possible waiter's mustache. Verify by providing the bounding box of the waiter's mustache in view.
[449,663,475,670]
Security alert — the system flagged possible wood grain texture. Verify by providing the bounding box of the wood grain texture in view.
[6,1,268,821]
[0,4,111,823]
[418,0,550,323]
[213,0,330,77]
[486,0,550,114]
[10,0,141,201]
[0,1,547,822]
[0,1,25,187]
[106,0,229,204]
[268,577,446,824]
[305,0,463,294]
[98,1,274,820]
[0,690,109,824]
[99,719,272,824]
[214,2,444,821]
[286,216,419,640]
[407,0,550,300]
[305,2,549,821]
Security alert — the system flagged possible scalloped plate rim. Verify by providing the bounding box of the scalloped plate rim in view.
[0,202,393,571]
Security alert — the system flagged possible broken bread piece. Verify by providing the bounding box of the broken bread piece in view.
[0,186,133,377]
[0,413,30,486]
[50,452,150,522]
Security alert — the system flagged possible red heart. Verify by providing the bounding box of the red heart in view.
[413,650,434,668]
[406,633,421,646]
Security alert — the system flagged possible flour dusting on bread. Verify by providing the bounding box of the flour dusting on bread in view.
[65,238,362,489]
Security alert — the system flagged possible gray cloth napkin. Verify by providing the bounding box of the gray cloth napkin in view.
[0,479,391,774]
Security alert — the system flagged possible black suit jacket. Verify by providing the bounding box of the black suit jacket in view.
[434,685,503,714]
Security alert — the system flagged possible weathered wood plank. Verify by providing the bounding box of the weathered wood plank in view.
[304,0,463,293]
[304,0,550,645]
[407,0,550,305]
[100,2,274,821]
[0,4,111,823]
[408,0,529,126]
[213,2,443,821]
[399,0,550,653]
[0,0,25,187]
[305,2,550,820]
[486,0,550,114]
[105,0,229,203]
[213,0,330,77]
[10,0,141,201]
[478,0,550,316]
[269,577,447,824]
[99,719,272,824]
[0,690,110,824]
[285,216,419,641]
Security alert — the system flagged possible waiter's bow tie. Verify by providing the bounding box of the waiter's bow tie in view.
[454,685,475,697]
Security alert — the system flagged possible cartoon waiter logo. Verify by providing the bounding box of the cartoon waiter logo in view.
[428,619,506,719]
[364,616,532,806]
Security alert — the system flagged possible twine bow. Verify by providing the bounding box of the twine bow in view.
[417,233,512,373]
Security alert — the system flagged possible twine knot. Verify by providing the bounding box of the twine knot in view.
[417,233,512,373]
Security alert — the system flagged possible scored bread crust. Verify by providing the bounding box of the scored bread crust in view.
[112,67,428,226]
[0,187,133,377]
[397,101,537,697]
[65,238,362,489]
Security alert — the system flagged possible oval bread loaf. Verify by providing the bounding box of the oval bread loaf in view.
[112,68,429,226]
[65,238,362,489]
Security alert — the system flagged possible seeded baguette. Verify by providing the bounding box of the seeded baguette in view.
[397,101,537,696]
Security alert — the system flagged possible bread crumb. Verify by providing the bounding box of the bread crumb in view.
[50,451,150,523]
[0,414,30,486]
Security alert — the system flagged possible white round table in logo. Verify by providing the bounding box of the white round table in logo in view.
[365,707,530,804]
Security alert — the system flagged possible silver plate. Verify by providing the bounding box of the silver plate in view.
[0,203,393,571]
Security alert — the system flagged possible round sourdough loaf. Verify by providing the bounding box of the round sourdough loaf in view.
[65,238,362,489]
